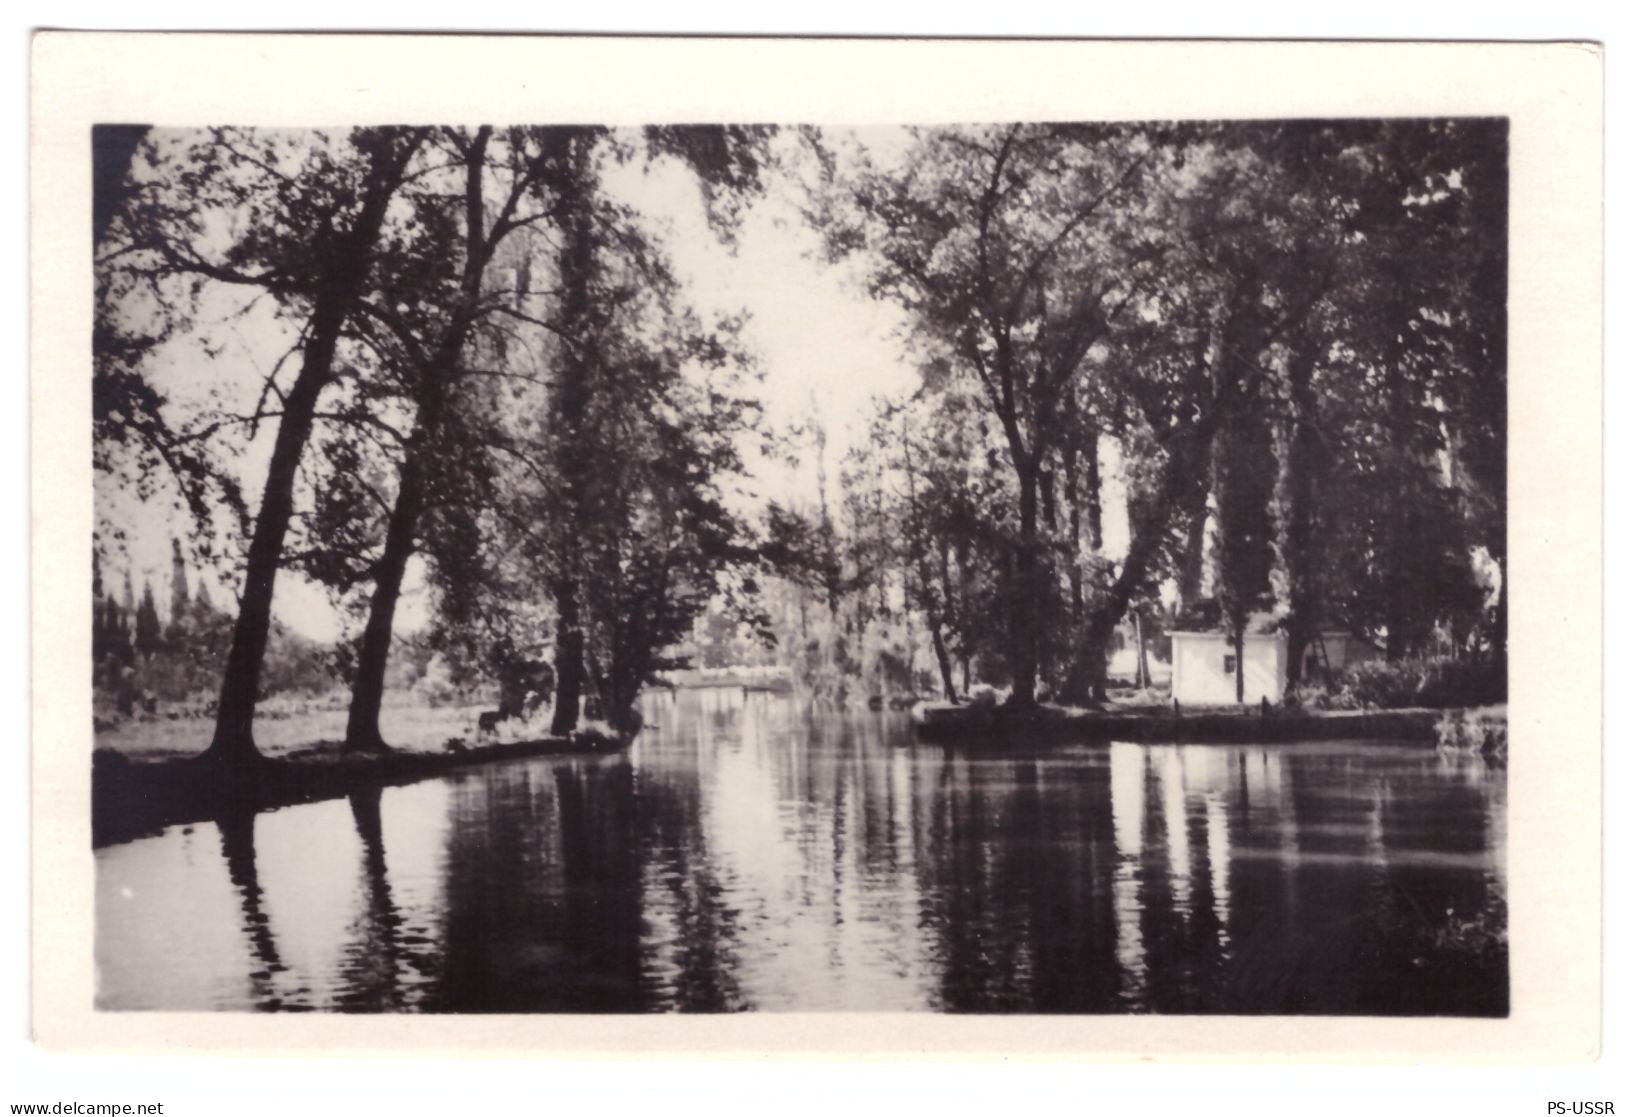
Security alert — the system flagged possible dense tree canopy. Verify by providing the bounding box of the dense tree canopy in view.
[809,118,1506,707]
[93,117,1506,756]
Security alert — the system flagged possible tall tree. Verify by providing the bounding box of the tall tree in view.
[538,126,774,734]
[103,127,429,767]
[168,538,190,626]
[206,130,427,765]
[340,126,556,752]
[1211,375,1276,704]
[1268,119,1507,669]
[134,579,162,661]
[829,124,1162,707]
[164,538,192,645]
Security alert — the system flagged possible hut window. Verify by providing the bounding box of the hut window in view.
[1223,654,1237,674]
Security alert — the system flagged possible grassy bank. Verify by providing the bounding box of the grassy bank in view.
[93,701,504,760]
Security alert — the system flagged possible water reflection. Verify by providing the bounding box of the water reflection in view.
[96,691,1508,1015]
[216,809,287,1005]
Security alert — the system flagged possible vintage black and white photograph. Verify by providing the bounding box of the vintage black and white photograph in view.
[81,108,1520,1019]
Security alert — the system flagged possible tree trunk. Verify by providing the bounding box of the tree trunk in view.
[1062,444,1084,620]
[205,133,420,768]
[343,456,428,752]
[1285,625,1311,690]
[930,622,958,703]
[1039,467,1058,531]
[217,808,282,974]
[1277,342,1323,690]
[1233,628,1246,704]
[207,311,342,766]
[1068,629,1110,705]
[341,315,476,752]
[954,539,971,695]
[1380,303,1421,665]
[551,578,585,735]
[1081,425,1104,554]
[346,130,494,751]
[1176,480,1208,612]
[1134,610,1149,690]
[546,128,596,738]
[1008,463,1041,708]
[1065,411,1218,706]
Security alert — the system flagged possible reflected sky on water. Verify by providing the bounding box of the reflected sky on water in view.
[96,689,1508,1014]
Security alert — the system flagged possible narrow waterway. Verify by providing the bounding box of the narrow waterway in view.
[96,689,1508,1014]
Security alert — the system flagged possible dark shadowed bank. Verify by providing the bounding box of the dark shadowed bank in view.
[912,701,1451,745]
[95,701,1504,845]
[92,733,627,848]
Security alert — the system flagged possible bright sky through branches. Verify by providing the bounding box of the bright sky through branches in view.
[98,127,1130,643]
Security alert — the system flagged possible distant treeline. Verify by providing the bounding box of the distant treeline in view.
[92,541,333,713]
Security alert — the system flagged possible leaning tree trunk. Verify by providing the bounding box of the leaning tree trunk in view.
[1066,411,1217,705]
[913,540,957,703]
[341,131,494,753]
[343,455,429,752]
[207,300,348,767]
[346,125,570,751]
[206,133,420,769]
[342,308,477,752]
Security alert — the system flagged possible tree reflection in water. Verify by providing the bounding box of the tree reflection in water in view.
[431,759,644,1012]
[95,693,1508,1015]
[332,786,408,1012]
[215,808,305,1011]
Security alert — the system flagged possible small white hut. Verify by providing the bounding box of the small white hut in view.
[1170,617,1377,706]
[1170,629,1286,705]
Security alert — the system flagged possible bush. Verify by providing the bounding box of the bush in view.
[1339,658,1429,708]
[1285,682,1358,712]
[1416,657,1507,708]
[1331,656,1507,710]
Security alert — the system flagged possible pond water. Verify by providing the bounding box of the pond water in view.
[96,689,1508,1014]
